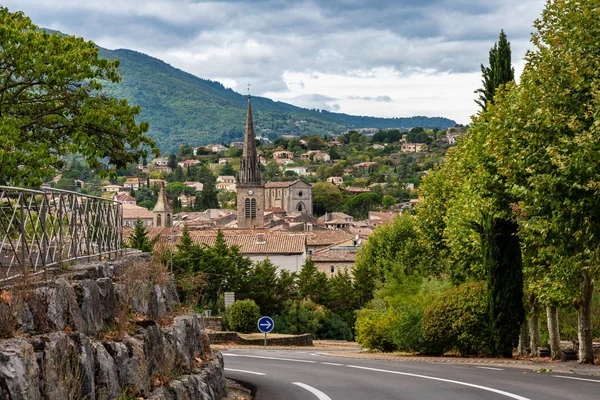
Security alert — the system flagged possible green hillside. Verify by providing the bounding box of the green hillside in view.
[98,48,457,153]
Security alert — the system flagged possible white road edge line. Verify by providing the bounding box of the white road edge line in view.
[554,375,600,383]
[321,362,344,366]
[346,365,530,400]
[477,366,504,371]
[222,353,317,363]
[224,368,265,376]
[292,382,332,400]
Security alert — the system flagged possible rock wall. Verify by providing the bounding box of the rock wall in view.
[0,255,226,400]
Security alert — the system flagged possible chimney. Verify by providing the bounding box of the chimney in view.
[256,233,266,244]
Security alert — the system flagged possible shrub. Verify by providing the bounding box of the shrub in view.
[278,299,329,339]
[422,281,488,356]
[389,305,425,353]
[317,313,353,341]
[355,307,397,352]
[228,299,260,333]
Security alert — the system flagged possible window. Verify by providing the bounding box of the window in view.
[307,249,313,255]
[298,191,303,197]
[251,198,257,218]
[245,198,251,218]
[330,265,335,274]
[156,214,162,226]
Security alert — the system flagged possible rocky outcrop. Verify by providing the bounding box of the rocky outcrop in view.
[0,255,226,400]
[0,315,225,400]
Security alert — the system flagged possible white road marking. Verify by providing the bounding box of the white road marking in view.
[346,365,530,400]
[321,362,344,366]
[554,375,600,383]
[224,368,265,376]
[477,366,504,371]
[292,382,332,400]
[310,353,323,356]
[222,353,317,363]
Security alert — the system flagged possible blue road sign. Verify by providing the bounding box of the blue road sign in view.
[257,316,274,333]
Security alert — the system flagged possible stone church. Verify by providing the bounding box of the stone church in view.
[236,95,313,228]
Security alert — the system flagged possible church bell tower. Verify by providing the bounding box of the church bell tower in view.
[237,95,265,228]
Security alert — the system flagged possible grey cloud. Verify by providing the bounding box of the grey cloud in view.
[4,0,545,98]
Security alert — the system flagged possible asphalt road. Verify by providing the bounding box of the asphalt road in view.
[223,349,600,399]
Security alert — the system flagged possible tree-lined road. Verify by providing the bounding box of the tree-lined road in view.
[223,349,600,399]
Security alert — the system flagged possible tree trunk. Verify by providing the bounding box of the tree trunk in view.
[546,305,561,360]
[577,271,595,364]
[529,303,540,356]
[518,322,529,356]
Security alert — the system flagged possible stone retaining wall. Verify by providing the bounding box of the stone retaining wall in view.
[208,332,313,346]
[204,317,224,331]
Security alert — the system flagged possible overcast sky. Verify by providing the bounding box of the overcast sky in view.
[6,0,546,124]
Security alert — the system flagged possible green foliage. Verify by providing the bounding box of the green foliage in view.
[247,259,285,316]
[275,299,330,339]
[474,214,524,357]
[228,299,261,333]
[343,192,381,220]
[317,313,353,341]
[128,219,158,252]
[353,214,424,306]
[326,269,358,331]
[475,29,514,110]
[355,305,397,352]
[422,282,489,356]
[0,8,155,186]
[297,258,328,305]
[312,181,344,216]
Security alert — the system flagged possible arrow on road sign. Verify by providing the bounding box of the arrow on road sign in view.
[257,316,274,333]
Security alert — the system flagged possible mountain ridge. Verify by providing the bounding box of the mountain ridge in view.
[97,47,457,152]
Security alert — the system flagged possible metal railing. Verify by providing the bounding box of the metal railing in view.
[0,186,123,282]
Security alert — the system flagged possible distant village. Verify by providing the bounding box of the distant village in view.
[49,98,466,278]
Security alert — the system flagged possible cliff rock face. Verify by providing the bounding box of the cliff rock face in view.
[0,255,226,400]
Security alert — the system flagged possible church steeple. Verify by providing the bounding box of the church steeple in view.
[238,95,262,186]
[237,94,265,229]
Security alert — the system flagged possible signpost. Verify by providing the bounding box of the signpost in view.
[257,316,274,347]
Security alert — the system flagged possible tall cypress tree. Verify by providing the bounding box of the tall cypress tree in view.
[475,30,515,110]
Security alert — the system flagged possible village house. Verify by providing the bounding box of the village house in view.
[353,162,378,170]
[273,151,294,160]
[275,158,294,166]
[217,176,236,184]
[312,242,360,277]
[113,193,136,205]
[216,182,236,192]
[151,157,169,166]
[122,203,154,227]
[300,151,331,162]
[230,141,245,149]
[326,176,344,186]
[123,178,146,190]
[208,144,228,153]
[401,143,427,153]
[177,159,201,169]
[218,157,233,165]
[184,181,204,192]
[102,184,124,193]
[158,231,308,273]
[371,144,385,150]
[319,212,354,231]
[284,166,309,176]
[328,139,342,147]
